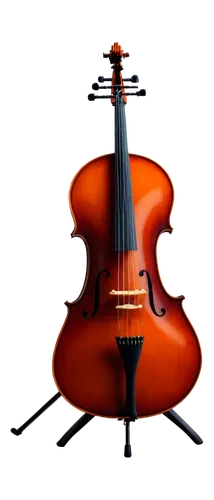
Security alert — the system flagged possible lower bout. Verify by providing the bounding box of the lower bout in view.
[53,347,201,419]
[53,312,201,419]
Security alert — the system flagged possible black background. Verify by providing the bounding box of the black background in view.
[7,37,208,458]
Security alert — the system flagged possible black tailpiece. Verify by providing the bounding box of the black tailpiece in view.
[116,336,144,420]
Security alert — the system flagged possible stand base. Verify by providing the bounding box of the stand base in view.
[11,393,206,458]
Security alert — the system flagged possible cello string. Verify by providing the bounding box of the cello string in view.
[117,91,124,335]
[121,95,129,337]
[127,106,141,336]
[115,93,121,334]
[116,92,141,338]
[127,98,139,334]
[119,95,126,333]
[123,95,130,337]
[130,163,138,327]
[123,96,136,332]
[130,153,143,335]
[125,103,131,318]
[127,100,136,314]
[124,99,131,312]
[125,103,131,338]
[123,93,135,336]
[119,94,139,335]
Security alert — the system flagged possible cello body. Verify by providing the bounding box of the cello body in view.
[53,152,202,418]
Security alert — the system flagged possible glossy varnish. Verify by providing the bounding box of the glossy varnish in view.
[53,153,202,418]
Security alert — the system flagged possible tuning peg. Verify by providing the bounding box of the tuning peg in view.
[130,73,142,85]
[92,83,138,90]
[100,49,110,59]
[96,75,111,85]
[86,90,96,101]
[136,87,149,97]
[123,49,132,59]
[123,75,139,83]
[98,76,104,83]
[86,89,111,101]
[96,75,112,86]
[92,83,99,90]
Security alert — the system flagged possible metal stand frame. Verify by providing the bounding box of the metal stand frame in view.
[11,392,206,458]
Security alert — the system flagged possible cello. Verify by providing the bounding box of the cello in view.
[52,43,202,438]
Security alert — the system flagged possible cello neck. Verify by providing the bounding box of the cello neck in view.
[101,40,137,252]
[114,92,137,252]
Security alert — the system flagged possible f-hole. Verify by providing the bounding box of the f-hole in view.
[139,269,166,317]
[83,270,110,319]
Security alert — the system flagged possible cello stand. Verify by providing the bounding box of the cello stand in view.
[10,336,206,459]
[10,392,206,459]
[11,336,206,459]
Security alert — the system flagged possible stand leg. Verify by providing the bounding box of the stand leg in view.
[56,413,96,449]
[11,392,96,448]
[124,419,132,458]
[11,392,61,437]
[166,410,206,446]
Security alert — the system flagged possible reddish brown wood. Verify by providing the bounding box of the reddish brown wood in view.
[52,154,202,418]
